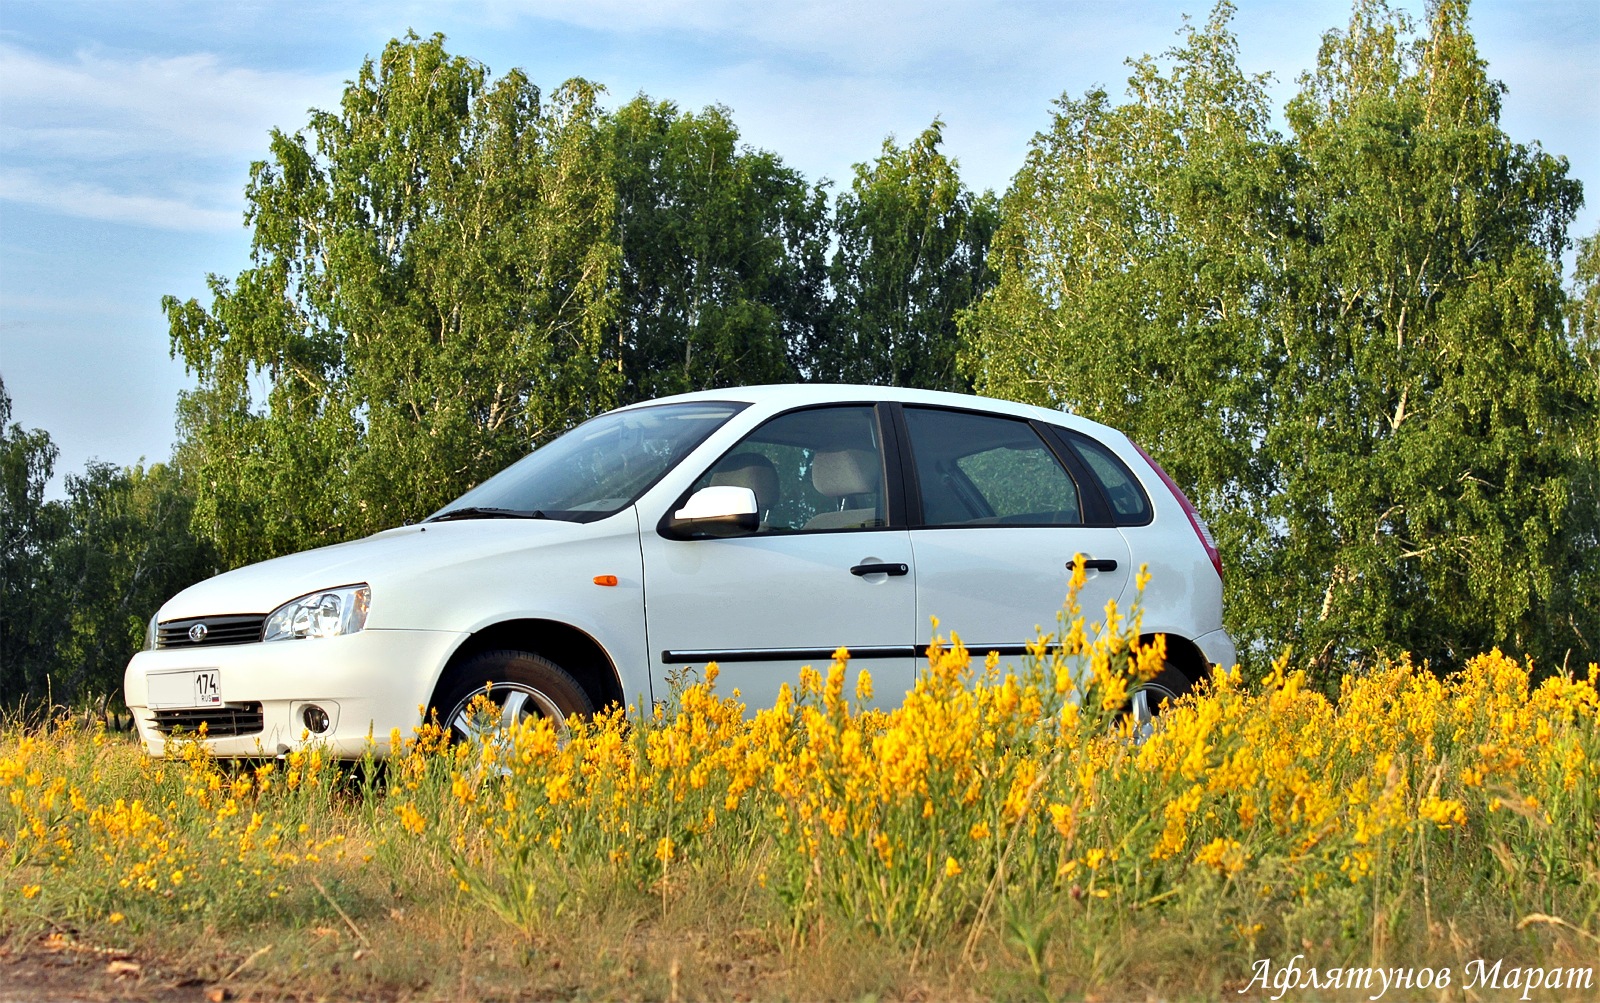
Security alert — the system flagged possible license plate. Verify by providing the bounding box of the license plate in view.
[148,669,222,709]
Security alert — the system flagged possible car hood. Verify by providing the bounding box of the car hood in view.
[157,517,614,622]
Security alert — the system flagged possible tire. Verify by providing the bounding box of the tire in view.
[435,650,594,744]
[1127,661,1194,738]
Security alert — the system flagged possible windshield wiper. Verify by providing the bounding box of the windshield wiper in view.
[427,507,549,523]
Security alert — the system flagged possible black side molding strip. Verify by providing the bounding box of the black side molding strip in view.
[662,645,917,664]
[662,643,1065,665]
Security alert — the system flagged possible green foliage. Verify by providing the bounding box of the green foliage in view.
[962,0,1598,675]
[609,98,830,400]
[821,121,999,390]
[49,462,219,701]
[1574,227,1600,363]
[0,377,65,705]
[1568,227,1600,662]
[0,379,217,707]
[168,33,622,567]
[1274,0,1592,670]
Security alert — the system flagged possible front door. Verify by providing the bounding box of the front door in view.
[641,405,917,712]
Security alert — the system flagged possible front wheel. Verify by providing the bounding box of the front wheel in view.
[435,650,594,744]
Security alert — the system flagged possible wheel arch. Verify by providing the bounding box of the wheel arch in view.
[1141,631,1210,689]
[430,619,627,717]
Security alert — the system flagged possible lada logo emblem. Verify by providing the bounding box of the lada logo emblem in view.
[188,623,209,643]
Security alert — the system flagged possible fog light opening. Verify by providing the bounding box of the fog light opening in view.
[302,704,331,735]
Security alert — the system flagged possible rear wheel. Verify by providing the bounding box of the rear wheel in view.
[1127,661,1194,739]
[435,650,594,744]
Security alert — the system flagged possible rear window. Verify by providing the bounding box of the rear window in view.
[1065,433,1151,525]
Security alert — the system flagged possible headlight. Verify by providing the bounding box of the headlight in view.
[263,584,371,642]
[144,612,159,651]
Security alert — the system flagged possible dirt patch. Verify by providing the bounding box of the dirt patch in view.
[1,931,214,1003]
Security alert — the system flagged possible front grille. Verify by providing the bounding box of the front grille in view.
[151,702,264,738]
[157,614,267,649]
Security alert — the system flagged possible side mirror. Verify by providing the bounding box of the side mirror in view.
[663,485,759,539]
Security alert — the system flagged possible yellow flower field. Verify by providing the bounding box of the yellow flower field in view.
[4,574,1598,999]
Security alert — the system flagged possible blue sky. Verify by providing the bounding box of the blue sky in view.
[2,0,1596,492]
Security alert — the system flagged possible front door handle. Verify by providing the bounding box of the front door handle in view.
[1069,557,1119,572]
[851,562,909,577]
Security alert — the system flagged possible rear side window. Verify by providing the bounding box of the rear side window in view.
[903,407,1082,527]
[1065,432,1151,524]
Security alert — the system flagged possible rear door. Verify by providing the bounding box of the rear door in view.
[898,406,1131,659]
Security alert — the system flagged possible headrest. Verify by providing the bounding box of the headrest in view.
[710,453,780,511]
[811,449,877,498]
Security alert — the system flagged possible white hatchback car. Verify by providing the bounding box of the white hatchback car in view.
[125,385,1234,757]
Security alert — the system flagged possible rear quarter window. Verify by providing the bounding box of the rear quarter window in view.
[1065,432,1152,525]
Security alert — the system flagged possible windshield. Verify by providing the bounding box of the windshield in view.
[428,401,745,523]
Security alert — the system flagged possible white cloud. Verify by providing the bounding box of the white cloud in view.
[0,169,242,233]
[655,59,1029,193]
[0,42,341,230]
[0,42,342,159]
[445,0,1200,195]
[476,0,1164,79]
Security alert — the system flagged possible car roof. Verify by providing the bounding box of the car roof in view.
[611,383,1124,441]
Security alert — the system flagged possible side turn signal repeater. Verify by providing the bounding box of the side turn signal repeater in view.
[593,575,619,587]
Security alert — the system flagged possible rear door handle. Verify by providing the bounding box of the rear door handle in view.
[1070,558,1118,572]
[851,562,909,577]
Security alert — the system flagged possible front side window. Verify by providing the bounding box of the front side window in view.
[430,402,743,523]
[903,407,1082,527]
[692,406,885,532]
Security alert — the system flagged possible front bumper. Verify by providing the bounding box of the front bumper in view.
[123,628,467,758]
